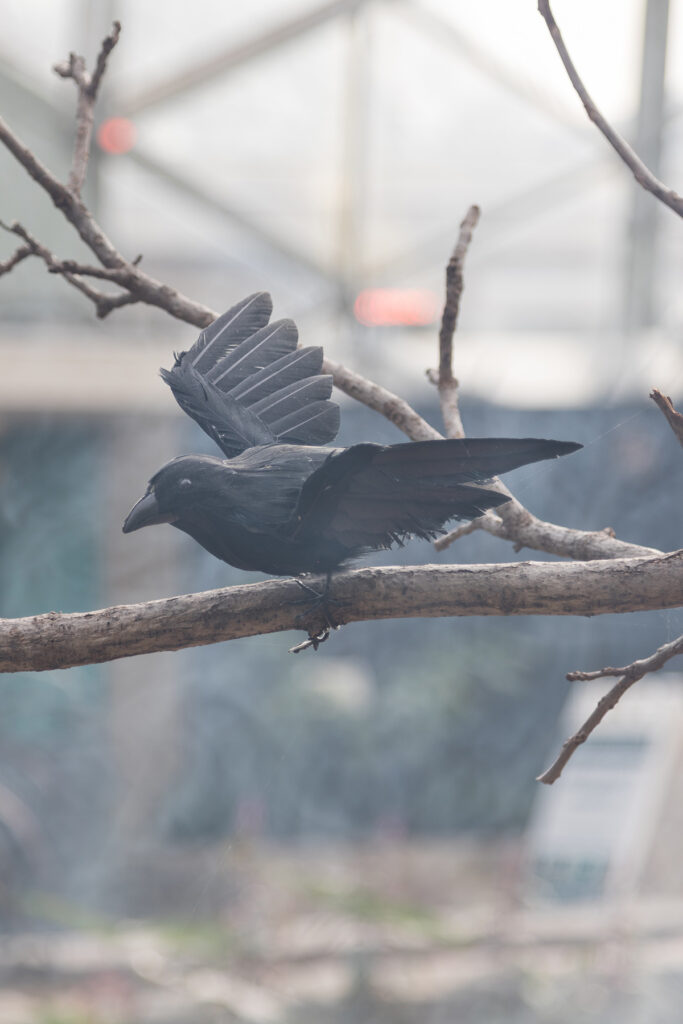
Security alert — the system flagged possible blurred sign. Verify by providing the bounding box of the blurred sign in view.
[353,289,438,327]
[525,675,683,902]
[97,117,137,154]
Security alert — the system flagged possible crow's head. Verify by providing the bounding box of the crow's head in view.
[122,455,224,534]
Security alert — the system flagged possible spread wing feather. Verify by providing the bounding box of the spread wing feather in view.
[229,347,325,402]
[161,293,340,457]
[191,293,273,375]
[160,360,275,454]
[294,438,580,550]
[209,319,299,387]
[268,401,341,447]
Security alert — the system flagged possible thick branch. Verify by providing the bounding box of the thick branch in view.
[538,0,683,217]
[538,630,683,784]
[1,553,681,673]
[651,389,683,450]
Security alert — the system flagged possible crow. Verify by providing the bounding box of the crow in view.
[123,293,581,581]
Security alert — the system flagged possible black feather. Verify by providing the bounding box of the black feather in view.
[191,292,273,375]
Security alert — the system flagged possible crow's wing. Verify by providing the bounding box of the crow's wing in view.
[161,293,340,457]
[293,437,581,549]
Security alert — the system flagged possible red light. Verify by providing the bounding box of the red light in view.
[97,117,136,155]
[354,289,438,327]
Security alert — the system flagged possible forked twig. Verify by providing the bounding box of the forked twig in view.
[538,631,683,784]
[53,21,121,195]
[0,220,138,318]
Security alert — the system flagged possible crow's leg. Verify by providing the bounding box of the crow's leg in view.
[293,571,340,626]
[290,572,344,653]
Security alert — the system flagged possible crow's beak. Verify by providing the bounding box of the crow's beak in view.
[122,491,177,533]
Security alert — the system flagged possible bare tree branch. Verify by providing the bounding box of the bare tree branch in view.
[423,207,661,563]
[538,0,683,218]
[53,22,121,195]
[538,628,683,784]
[0,114,213,322]
[89,21,122,99]
[427,204,480,438]
[424,214,661,564]
[435,505,660,560]
[0,221,138,318]
[651,389,683,450]
[1,552,681,673]
[323,355,441,442]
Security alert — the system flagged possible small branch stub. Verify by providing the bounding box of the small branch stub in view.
[651,389,683,450]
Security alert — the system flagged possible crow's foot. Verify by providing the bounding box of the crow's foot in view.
[290,573,345,652]
[289,627,332,654]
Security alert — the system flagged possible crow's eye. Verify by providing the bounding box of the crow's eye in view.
[179,478,192,488]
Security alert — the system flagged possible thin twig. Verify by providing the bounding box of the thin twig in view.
[428,204,480,438]
[650,389,683,450]
[538,0,683,217]
[54,22,122,195]
[89,21,122,99]
[46,258,132,282]
[0,244,32,276]
[537,632,683,784]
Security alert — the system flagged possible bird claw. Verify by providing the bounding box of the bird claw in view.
[290,574,344,652]
[289,626,335,654]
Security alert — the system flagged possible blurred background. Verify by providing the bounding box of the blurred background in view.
[2,0,683,1021]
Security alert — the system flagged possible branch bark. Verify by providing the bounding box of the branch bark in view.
[2,552,682,673]
[538,0,683,218]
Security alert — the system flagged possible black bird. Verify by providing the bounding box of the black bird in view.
[123,293,581,579]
